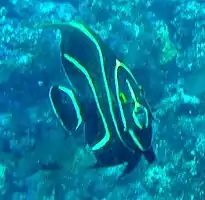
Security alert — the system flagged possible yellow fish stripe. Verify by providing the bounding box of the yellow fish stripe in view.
[128,129,145,151]
[68,21,132,151]
[49,86,83,131]
[126,79,137,102]
[114,63,128,132]
[115,60,151,149]
[115,60,139,86]
[63,53,110,151]
[126,79,143,130]
[58,86,83,130]
[115,59,141,131]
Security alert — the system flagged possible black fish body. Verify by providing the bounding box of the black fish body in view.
[44,21,156,176]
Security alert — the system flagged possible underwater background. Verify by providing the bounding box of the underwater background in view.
[0,0,205,199]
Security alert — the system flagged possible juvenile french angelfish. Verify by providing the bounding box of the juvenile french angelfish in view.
[42,21,156,176]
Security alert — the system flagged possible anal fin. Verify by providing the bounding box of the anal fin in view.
[120,153,141,178]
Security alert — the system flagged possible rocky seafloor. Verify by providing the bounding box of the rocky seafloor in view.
[0,0,205,199]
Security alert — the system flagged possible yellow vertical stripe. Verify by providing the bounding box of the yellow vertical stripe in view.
[49,86,83,131]
[68,21,133,152]
[114,63,127,131]
[63,53,110,151]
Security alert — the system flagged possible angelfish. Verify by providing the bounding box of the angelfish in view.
[42,21,156,176]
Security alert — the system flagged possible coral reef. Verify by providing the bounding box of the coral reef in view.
[0,0,205,199]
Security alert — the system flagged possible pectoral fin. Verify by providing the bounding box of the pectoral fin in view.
[49,85,83,132]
